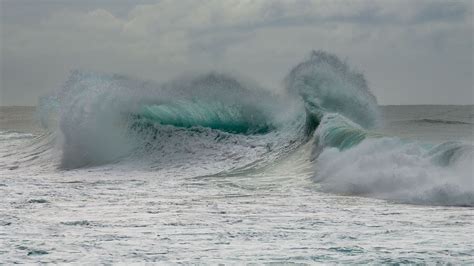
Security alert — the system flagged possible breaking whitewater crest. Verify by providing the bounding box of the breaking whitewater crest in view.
[26,50,473,207]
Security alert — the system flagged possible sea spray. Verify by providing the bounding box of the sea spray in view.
[313,137,474,206]
[285,50,379,129]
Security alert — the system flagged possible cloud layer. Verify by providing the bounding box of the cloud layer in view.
[1,0,473,105]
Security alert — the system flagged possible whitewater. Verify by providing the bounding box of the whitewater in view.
[1,51,473,263]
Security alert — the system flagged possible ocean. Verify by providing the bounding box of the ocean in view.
[1,52,473,263]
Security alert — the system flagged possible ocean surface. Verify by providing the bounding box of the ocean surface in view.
[1,52,473,263]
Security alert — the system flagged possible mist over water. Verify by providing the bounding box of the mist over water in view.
[1,51,473,263]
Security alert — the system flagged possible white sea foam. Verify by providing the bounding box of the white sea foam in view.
[313,137,474,206]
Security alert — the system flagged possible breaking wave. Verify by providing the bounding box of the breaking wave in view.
[20,50,472,206]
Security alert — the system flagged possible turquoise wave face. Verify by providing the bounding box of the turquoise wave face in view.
[131,100,275,135]
[316,114,372,150]
[311,113,384,160]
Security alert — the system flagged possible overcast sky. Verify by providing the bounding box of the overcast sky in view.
[1,0,473,106]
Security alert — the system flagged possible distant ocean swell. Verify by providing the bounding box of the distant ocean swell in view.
[22,51,472,206]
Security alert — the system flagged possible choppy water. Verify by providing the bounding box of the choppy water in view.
[1,105,473,264]
[1,52,473,263]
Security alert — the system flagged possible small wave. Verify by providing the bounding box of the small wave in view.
[0,131,36,141]
[407,118,472,125]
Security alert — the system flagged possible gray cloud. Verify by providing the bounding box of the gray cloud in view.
[1,0,473,105]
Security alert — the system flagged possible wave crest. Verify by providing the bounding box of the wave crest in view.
[285,50,379,129]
